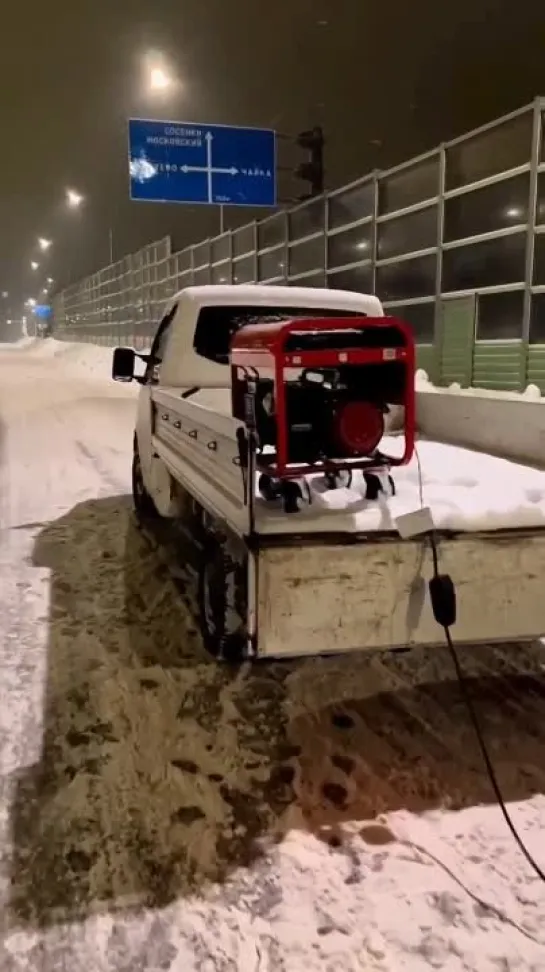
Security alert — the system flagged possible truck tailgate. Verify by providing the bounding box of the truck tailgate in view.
[256,529,545,658]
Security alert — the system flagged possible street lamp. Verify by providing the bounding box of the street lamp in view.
[1,291,8,298]
[144,50,176,96]
[66,188,84,208]
[31,261,39,271]
[26,298,36,308]
[149,66,172,91]
[38,237,52,251]
[46,277,54,285]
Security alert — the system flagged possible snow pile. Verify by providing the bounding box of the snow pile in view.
[523,384,542,400]
[5,336,142,389]
[415,368,432,386]
[0,335,36,351]
[416,370,545,403]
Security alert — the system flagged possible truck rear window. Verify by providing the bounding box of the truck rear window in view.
[193,304,367,364]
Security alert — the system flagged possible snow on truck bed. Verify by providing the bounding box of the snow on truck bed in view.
[256,438,545,535]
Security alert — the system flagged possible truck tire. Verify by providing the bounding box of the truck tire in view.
[197,538,247,662]
[132,448,159,521]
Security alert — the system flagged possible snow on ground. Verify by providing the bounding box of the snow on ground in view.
[1,339,545,970]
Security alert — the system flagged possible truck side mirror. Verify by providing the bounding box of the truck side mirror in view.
[112,346,136,382]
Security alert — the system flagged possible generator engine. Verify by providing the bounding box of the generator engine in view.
[230,315,415,511]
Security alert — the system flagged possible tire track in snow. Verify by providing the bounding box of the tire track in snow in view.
[73,438,129,497]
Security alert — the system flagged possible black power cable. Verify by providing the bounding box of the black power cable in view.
[427,530,545,885]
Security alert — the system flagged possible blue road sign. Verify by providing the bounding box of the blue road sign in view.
[34,304,52,319]
[128,119,276,207]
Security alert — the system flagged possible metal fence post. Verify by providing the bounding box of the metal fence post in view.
[522,98,542,386]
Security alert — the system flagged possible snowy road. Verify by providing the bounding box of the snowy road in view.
[1,342,545,970]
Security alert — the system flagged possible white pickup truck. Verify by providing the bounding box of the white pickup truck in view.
[112,284,545,661]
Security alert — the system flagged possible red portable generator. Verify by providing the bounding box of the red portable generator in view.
[230,314,415,510]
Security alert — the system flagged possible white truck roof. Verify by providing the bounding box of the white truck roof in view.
[168,284,383,318]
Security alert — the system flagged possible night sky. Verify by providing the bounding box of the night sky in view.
[0,0,543,314]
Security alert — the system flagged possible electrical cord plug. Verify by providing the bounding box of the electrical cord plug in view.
[428,572,456,628]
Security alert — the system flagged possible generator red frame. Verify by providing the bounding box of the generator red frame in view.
[230,314,416,479]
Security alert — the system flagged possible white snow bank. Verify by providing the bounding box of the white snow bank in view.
[0,336,36,350]
[415,368,431,385]
[23,337,115,377]
[523,383,542,400]
[416,369,543,402]
[3,336,143,389]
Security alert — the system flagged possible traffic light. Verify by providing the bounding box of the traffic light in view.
[294,126,324,199]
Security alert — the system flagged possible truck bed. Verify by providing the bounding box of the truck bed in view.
[152,389,545,656]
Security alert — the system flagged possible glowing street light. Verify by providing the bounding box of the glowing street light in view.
[66,188,84,208]
[144,50,177,96]
[31,261,39,271]
[1,291,8,298]
[149,66,172,91]
[26,298,36,308]
[38,237,52,251]
[42,287,48,295]
[46,276,54,285]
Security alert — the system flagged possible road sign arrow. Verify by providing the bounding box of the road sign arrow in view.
[180,163,239,176]
[205,132,213,201]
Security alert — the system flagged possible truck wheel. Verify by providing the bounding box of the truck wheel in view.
[132,449,159,520]
[197,539,247,662]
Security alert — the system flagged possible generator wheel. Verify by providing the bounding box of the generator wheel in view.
[197,536,247,662]
[324,469,353,490]
[258,474,279,502]
[363,472,396,501]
